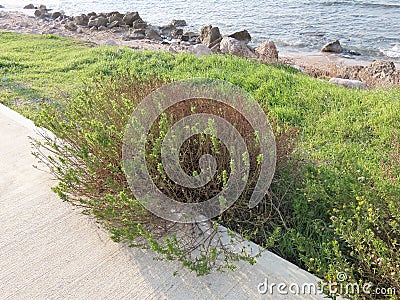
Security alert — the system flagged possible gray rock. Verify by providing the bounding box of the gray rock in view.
[199,25,222,47]
[98,25,107,31]
[64,21,77,31]
[76,27,83,33]
[181,31,199,42]
[122,12,141,26]
[107,20,119,29]
[0,5,4,8]
[34,9,44,18]
[87,12,97,18]
[108,14,123,25]
[160,24,176,36]
[88,16,108,28]
[228,30,251,44]
[146,29,162,41]
[321,40,343,53]
[122,32,145,40]
[132,20,146,29]
[171,28,183,38]
[170,19,187,27]
[104,39,118,46]
[191,44,213,56]
[220,36,257,58]
[38,4,46,10]
[51,11,62,19]
[24,4,35,9]
[255,40,279,62]
[19,21,29,28]
[74,14,89,26]
[329,78,366,89]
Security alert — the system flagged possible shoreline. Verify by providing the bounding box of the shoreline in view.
[1,10,399,88]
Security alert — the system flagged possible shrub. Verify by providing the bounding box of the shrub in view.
[32,73,296,275]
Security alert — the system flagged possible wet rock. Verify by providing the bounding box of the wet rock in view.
[321,40,343,53]
[171,28,183,38]
[160,24,176,36]
[74,14,89,26]
[228,30,251,44]
[64,21,77,31]
[51,11,62,19]
[123,12,141,26]
[146,29,162,41]
[199,25,222,47]
[329,78,366,89]
[181,31,199,42]
[255,40,279,62]
[220,36,257,58]
[191,44,212,56]
[24,4,35,9]
[170,19,187,27]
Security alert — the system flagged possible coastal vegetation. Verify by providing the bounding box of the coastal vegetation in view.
[1,31,399,298]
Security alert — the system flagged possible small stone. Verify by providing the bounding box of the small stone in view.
[51,11,62,19]
[19,21,29,28]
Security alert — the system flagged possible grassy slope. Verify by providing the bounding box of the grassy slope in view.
[1,31,399,294]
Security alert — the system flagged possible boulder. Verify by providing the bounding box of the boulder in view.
[73,14,89,26]
[87,12,97,18]
[146,29,162,41]
[107,20,119,29]
[191,44,213,56]
[64,21,77,31]
[170,19,187,27]
[321,40,343,53]
[88,16,108,28]
[108,14,123,25]
[255,40,279,62]
[171,28,183,38]
[160,24,176,36]
[98,25,107,31]
[122,12,141,26]
[199,25,222,47]
[329,78,366,89]
[228,30,251,44]
[220,37,257,58]
[181,31,199,42]
[122,32,145,40]
[23,4,35,9]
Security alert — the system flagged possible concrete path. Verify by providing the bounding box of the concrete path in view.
[0,104,327,299]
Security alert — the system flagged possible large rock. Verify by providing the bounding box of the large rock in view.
[74,14,89,26]
[321,40,343,53]
[146,29,162,41]
[366,60,396,78]
[191,44,213,56]
[228,30,251,44]
[122,12,141,26]
[88,16,108,28]
[219,37,257,58]
[133,20,147,29]
[108,13,124,25]
[255,40,279,62]
[329,78,366,89]
[51,11,63,19]
[199,25,222,47]
[159,24,176,37]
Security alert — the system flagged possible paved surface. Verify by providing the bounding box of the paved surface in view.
[0,104,327,299]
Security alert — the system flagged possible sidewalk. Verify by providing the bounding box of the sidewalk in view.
[0,104,327,299]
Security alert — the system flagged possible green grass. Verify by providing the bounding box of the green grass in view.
[1,31,399,298]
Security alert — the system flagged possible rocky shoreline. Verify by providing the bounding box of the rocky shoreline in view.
[0,6,399,88]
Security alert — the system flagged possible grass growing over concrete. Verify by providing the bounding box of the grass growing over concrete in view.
[1,31,399,298]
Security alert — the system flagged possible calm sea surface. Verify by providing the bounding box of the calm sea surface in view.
[2,0,400,60]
